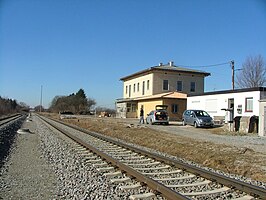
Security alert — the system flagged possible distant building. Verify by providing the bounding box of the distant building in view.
[116,61,210,120]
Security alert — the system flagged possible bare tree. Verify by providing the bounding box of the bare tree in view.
[236,55,266,88]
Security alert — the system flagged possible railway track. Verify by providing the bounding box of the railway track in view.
[38,114,266,200]
[0,114,23,127]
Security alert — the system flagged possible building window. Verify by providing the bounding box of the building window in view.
[172,104,178,113]
[132,104,136,112]
[133,84,136,92]
[245,97,253,112]
[129,85,131,97]
[190,82,195,92]
[127,103,131,112]
[163,80,169,90]
[142,81,145,95]
[126,86,128,94]
[177,81,182,91]
[137,83,140,92]
[147,80,150,90]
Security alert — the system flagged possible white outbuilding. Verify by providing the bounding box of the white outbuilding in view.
[187,87,266,135]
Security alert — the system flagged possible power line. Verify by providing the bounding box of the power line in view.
[176,61,232,68]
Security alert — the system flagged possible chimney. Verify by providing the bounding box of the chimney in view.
[159,62,163,66]
[169,61,174,66]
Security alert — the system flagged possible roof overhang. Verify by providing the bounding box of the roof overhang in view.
[116,92,187,103]
[120,65,210,81]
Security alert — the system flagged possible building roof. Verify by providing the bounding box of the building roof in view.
[120,62,211,81]
[116,91,187,103]
[188,87,266,97]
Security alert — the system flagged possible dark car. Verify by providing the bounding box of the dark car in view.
[146,105,169,125]
[182,110,214,128]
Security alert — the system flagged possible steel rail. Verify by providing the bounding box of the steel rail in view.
[41,115,266,199]
[0,114,23,126]
[39,116,189,200]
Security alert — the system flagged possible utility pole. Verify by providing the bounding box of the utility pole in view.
[40,85,43,112]
[231,60,235,90]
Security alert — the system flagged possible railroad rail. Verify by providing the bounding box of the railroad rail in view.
[0,114,23,127]
[38,114,266,200]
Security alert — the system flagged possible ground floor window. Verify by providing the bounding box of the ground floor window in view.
[172,104,178,113]
[127,103,137,112]
[245,97,253,112]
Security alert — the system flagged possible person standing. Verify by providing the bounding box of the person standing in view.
[139,107,144,124]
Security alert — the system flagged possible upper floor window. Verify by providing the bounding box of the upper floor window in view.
[142,81,145,95]
[177,81,182,91]
[190,82,195,92]
[133,84,136,92]
[137,83,140,92]
[147,80,150,90]
[129,85,131,97]
[126,86,128,94]
[245,97,253,112]
[163,80,169,90]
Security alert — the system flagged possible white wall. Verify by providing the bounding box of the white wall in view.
[187,91,261,118]
[259,100,266,137]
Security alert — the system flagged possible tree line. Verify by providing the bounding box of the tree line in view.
[0,97,29,116]
[49,89,96,114]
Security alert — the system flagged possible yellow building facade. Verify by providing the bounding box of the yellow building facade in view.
[116,61,210,120]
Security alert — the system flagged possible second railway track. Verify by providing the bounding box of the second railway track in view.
[38,114,266,200]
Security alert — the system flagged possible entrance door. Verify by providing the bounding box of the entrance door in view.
[228,98,234,120]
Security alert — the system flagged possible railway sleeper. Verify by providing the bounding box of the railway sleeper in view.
[134,165,170,171]
[104,171,122,178]
[122,158,152,163]
[129,192,156,200]
[142,169,182,175]
[127,161,160,167]
[85,158,102,163]
[92,162,109,167]
[231,195,255,200]
[96,166,115,172]
[167,180,211,188]
[110,177,131,183]
[154,174,195,181]
[181,186,230,196]
[111,152,138,156]
[118,155,145,159]
[120,183,142,190]
[105,150,132,154]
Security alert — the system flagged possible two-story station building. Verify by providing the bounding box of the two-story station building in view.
[116,61,210,120]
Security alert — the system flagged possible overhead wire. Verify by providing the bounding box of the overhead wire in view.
[175,61,232,68]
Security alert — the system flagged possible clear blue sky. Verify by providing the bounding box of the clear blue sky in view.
[1,0,266,108]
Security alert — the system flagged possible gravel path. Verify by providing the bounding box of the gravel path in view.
[0,117,56,199]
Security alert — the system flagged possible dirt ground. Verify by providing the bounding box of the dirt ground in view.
[44,113,266,183]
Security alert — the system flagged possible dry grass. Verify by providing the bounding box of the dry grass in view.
[43,113,266,182]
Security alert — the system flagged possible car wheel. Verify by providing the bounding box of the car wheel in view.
[150,119,154,125]
[165,122,169,125]
[182,120,186,126]
[194,122,198,128]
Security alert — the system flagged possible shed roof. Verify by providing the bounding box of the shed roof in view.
[120,63,210,81]
[188,87,266,97]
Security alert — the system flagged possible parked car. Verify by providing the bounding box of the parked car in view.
[182,110,214,128]
[146,105,169,125]
[59,111,76,119]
